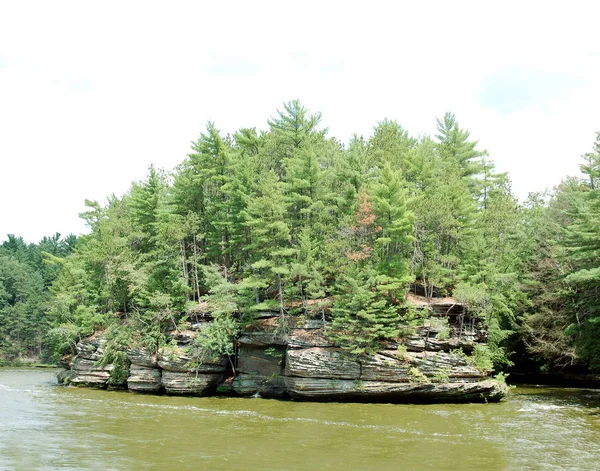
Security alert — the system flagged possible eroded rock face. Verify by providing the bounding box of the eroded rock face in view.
[285,377,507,402]
[233,344,286,397]
[76,338,105,362]
[287,328,334,348]
[59,308,507,403]
[127,349,157,368]
[286,348,360,379]
[402,351,487,379]
[59,338,112,388]
[161,371,223,395]
[232,373,286,397]
[127,365,162,392]
[403,337,473,352]
[157,346,228,373]
[238,318,288,347]
[285,348,487,384]
[56,369,76,385]
[68,357,112,388]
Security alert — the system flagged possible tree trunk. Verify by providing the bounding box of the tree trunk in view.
[180,240,190,302]
[193,234,201,304]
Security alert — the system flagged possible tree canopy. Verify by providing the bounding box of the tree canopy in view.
[3,102,600,377]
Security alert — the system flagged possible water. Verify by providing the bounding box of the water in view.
[1,369,600,470]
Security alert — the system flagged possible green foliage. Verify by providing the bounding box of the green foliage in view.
[7,102,592,381]
[453,283,491,318]
[450,347,469,362]
[0,233,76,361]
[486,317,514,368]
[396,344,408,360]
[190,265,240,361]
[470,344,494,372]
[428,317,450,340]
[330,266,400,355]
[264,347,284,359]
[494,371,509,385]
[97,323,135,386]
[408,367,429,383]
[105,350,130,386]
[192,316,238,361]
[570,317,600,371]
[432,366,451,383]
[47,324,80,359]
[517,133,600,372]
[398,304,427,337]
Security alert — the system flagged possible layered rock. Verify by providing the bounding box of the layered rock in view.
[156,344,228,395]
[233,318,287,397]
[285,377,506,402]
[68,357,114,387]
[161,371,223,395]
[59,338,112,388]
[58,297,508,402]
[127,365,162,392]
[127,349,161,392]
[283,346,500,401]
[157,346,228,373]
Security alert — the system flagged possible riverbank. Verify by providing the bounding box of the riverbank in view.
[508,372,600,389]
[0,358,56,368]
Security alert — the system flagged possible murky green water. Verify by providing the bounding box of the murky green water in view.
[1,369,600,470]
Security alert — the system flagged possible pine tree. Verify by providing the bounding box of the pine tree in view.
[192,265,240,362]
[369,164,414,294]
[330,190,400,353]
[580,131,600,190]
[368,119,416,173]
[435,111,484,181]
[129,165,165,253]
[268,99,324,149]
[240,170,295,321]
[289,227,330,323]
[559,148,600,368]
[331,266,399,354]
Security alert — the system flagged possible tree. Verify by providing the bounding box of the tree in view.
[519,190,577,369]
[330,189,402,353]
[580,131,600,190]
[435,111,484,182]
[268,99,324,150]
[0,254,46,360]
[369,164,414,293]
[192,265,240,364]
[368,119,416,173]
[331,266,399,354]
[559,151,600,369]
[240,170,295,322]
[129,164,166,253]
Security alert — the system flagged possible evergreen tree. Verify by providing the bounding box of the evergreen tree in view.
[369,164,414,294]
[368,119,416,173]
[580,131,600,190]
[331,266,399,354]
[330,190,401,353]
[435,111,484,181]
[240,170,295,321]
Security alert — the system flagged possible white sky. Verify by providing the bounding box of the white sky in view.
[1,0,599,243]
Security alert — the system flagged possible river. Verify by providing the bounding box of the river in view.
[1,369,600,470]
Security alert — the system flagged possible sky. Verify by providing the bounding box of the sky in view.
[1,0,599,243]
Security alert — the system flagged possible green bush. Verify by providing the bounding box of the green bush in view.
[470,344,494,371]
[408,367,429,383]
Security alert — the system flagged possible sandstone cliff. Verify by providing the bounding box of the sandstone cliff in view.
[58,296,508,403]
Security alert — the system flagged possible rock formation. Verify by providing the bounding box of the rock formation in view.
[57,295,508,403]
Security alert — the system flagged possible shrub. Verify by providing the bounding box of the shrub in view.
[408,367,429,383]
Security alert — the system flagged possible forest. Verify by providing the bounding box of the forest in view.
[1,100,599,378]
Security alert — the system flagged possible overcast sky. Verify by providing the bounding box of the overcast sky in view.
[1,1,599,243]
